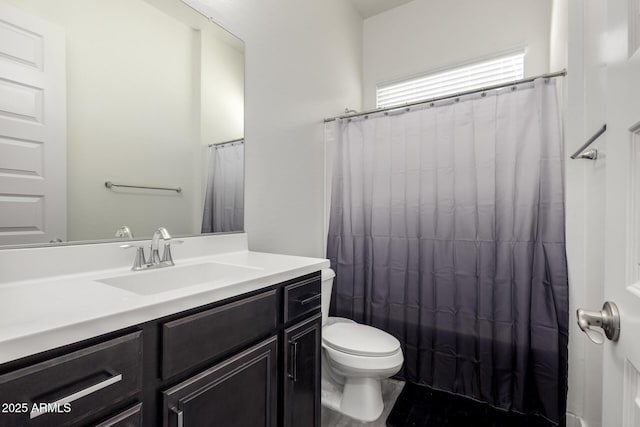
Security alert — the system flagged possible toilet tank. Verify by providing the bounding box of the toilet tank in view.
[321,268,335,325]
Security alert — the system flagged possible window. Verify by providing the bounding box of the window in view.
[376,51,525,108]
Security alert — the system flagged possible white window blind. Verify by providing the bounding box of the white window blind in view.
[376,51,525,108]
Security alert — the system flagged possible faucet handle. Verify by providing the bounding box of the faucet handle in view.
[161,240,183,265]
[120,244,148,270]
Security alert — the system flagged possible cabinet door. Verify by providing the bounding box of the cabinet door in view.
[162,336,277,427]
[93,403,142,427]
[283,313,321,427]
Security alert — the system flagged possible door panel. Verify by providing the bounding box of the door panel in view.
[0,4,66,245]
[601,0,640,425]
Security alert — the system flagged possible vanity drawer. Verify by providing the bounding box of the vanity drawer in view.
[161,289,278,379]
[284,277,321,323]
[0,332,142,427]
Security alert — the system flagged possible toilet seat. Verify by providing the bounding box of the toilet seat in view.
[323,343,404,377]
[323,322,401,357]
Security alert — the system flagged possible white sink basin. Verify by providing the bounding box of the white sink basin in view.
[97,262,262,295]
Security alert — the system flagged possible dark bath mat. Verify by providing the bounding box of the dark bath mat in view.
[386,383,559,427]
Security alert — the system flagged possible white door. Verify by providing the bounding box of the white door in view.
[0,4,66,245]
[598,0,640,425]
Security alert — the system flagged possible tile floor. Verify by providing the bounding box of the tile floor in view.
[385,383,556,427]
[321,379,405,427]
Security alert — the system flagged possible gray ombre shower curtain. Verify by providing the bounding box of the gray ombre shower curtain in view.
[202,141,244,233]
[327,79,568,424]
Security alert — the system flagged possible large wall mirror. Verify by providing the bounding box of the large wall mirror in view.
[0,0,244,248]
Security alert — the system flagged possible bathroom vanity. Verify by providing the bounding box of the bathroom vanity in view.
[0,235,328,427]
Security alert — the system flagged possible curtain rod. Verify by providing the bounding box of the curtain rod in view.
[323,69,567,123]
[208,138,244,147]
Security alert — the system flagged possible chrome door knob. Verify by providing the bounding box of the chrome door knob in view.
[576,301,620,344]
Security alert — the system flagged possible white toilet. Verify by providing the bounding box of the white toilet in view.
[320,268,404,422]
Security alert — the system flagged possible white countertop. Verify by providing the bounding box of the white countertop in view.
[0,249,329,364]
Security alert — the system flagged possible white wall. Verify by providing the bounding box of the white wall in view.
[362,0,553,109]
[191,0,363,258]
[200,31,244,145]
[552,0,606,426]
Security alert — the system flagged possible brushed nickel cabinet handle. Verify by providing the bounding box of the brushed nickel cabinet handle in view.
[297,293,321,305]
[288,341,299,382]
[171,406,184,427]
[30,373,123,419]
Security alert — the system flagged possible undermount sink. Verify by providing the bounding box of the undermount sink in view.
[97,262,262,295]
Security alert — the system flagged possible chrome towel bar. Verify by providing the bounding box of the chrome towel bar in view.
[105,181,182,193]
[570,124,606,160]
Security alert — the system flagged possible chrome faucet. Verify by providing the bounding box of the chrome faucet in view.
[121,227,183,271]
[150,227,172,265]
[115,225,134,239]
[120,244,148,270]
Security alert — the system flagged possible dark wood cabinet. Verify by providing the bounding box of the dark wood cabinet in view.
[0,332,142,427]
[94,403,143,427]
[161,289,278,380]
[0,271,322,427]
[283,277,321,323]
[163,337,278,427]
[283,313,322,427]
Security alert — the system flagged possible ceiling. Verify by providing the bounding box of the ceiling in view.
[349,0,416,19]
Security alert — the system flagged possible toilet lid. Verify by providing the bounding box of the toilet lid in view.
[323,323,400,357]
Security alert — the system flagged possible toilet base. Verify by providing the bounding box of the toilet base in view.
[321,375,384,422]
[341,377,384,422]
